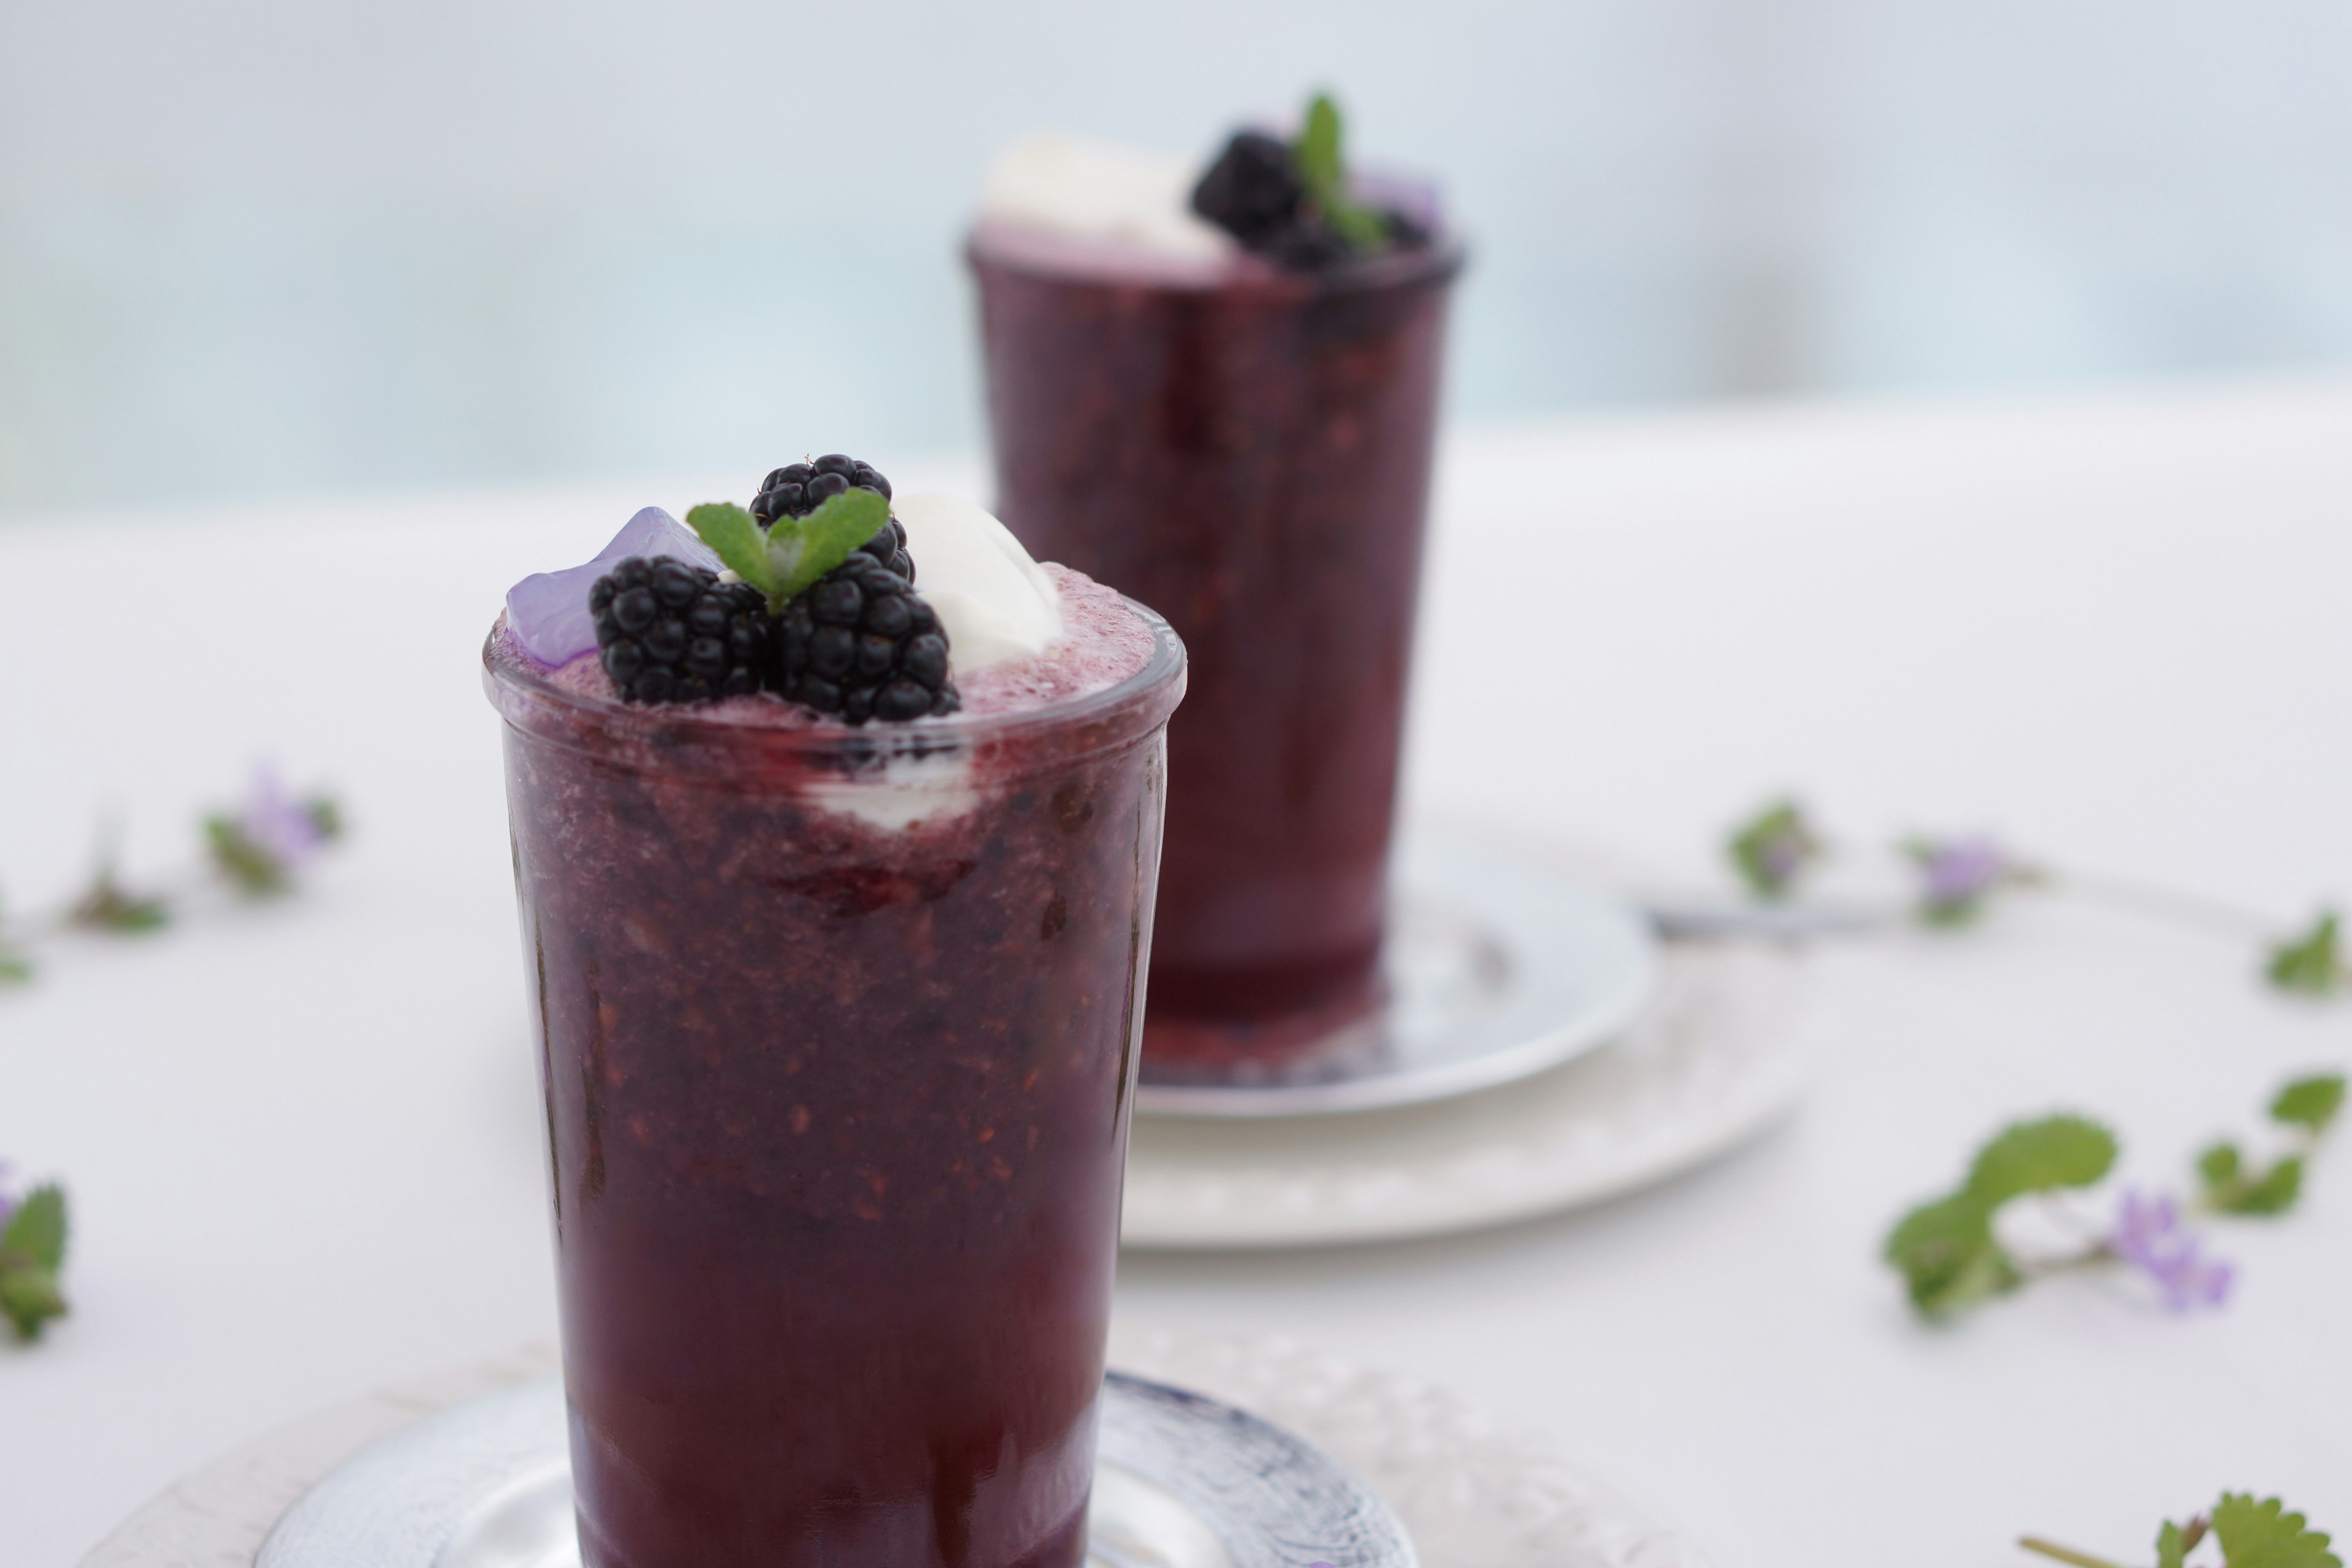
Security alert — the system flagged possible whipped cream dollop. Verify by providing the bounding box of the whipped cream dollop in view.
[979,132,1234,262]
[893,493,1063,670]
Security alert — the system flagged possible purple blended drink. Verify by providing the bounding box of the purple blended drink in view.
[486,468,1183,1568]
[967,106,1461,1070]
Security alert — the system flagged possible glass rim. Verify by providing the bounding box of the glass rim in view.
[963,219,1466,296]
[482,592,1186,767]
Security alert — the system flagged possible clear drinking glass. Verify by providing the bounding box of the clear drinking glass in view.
[484,609,1183,1568]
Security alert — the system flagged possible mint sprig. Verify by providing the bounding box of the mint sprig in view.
[1,1182,69,1342]
[687,489,888,614]
[1291,92,1388,254]
[2022,1492,2339,1568]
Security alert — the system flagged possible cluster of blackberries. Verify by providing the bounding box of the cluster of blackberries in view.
[590,557,767,704]
[587,456,958,724]
[1189,131,1426,272]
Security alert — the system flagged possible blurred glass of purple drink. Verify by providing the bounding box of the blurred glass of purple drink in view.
[968,111,1461,1074]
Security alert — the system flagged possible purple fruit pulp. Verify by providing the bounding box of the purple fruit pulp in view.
[484,607,1182,1568]
[968,230,1460,1065]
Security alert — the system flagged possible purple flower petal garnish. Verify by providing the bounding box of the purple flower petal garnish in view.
[505,508,723,668]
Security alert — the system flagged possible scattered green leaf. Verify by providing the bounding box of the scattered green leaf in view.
[2271,1073,2346,1136]
[2211,1493,2340,1568]
[2,1185,66,1272]
[2265,911,2342,995]
[305,796,345,843]
[1885,1115,2116,1321]
[2196,1072,2343,1219]
[205,815,288,895]
[1727,797,1822,900]
[0,947,29,986]
[69,870,170,934]
[1966,1115,2119,1206]
[1885,1191,2016,1318]
[0,1265,65,1341]
[0,1183,69,1342]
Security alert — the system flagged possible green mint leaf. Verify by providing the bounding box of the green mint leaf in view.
[768,488,889,601]
[2199,1141,2245,1191]
[1289,91,1388,252]
[2215,1155,2305,1217]
[205,815,288,895]
[2211,1493,2340,1568]
[0,946,31,986]
[685,503,777,600]
[0,1264,66,1341]
[2157,1519,2193,1568]
[1296,93,1344,194]
[1964,1115,2119,1207]
[1884,1193,2016,1318]
[2265,911,2342,995]
[2,1183,67,1273]
[2271,1073,2346,1136]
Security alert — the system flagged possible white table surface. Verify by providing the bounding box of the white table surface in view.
[6,375,2351,1567]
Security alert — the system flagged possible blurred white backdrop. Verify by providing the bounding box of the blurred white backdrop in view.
[6,0,2352,513]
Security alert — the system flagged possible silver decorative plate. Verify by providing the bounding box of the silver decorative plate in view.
[1134,831,1659,1117]
[253,1373,1413,1568]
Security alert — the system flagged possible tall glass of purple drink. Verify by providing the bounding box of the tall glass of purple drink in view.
[486,514,1182,1568]
[968,120,1460,1071]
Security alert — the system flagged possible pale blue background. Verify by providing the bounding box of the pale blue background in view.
[6,0,2352,514]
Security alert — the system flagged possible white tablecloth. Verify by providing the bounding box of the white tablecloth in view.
[6,376,2350,1566]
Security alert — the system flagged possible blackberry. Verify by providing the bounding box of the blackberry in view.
[771,551,960,725]
[1190,132,1303,249]
[1191,129,1422,272]
[753,453,892,526]
[590,556,767,705]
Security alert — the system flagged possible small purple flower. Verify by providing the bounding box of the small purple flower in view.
[2110,1188,2233,1313]
[1905,832,2029,924]
[207,765,343,895]
[239,766,325,869]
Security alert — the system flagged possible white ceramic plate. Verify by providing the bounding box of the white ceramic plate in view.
[1137,832,1659,1117]
[252,1373,1411,1568]
[78,1333,1710,1568]
[1123,941,1820,1249]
